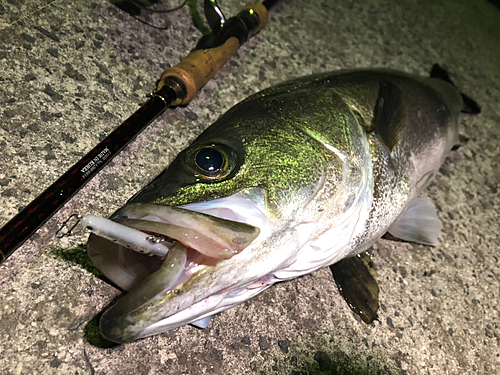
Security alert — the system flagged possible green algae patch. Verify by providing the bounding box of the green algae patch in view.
[52,243,102,278]
[84,312,118,348]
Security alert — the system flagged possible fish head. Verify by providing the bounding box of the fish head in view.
[86,87,367,343]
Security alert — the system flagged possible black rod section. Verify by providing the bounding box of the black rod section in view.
[0,0,280,265]
[0,87,175,264]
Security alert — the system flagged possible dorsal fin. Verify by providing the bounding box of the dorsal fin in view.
[370,80,406,151]
[329,250,379,324]
[430,64,454,83]
[430,64,481,114]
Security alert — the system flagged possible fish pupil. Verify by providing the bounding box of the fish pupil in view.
[195,148,223,172]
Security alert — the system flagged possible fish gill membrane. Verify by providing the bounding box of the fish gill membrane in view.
[82,67,480,343]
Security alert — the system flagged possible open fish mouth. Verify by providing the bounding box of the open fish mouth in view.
[83,201,261,342]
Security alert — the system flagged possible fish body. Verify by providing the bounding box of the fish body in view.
[85,68,472,343]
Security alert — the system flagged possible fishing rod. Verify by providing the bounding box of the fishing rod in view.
[0,0,281,266]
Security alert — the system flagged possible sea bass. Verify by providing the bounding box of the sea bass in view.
[83,66,479,343]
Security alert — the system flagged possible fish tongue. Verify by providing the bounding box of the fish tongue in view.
[100,241,188,343]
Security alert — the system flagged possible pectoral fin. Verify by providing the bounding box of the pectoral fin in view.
[368,80,406,151]
[329,251,379,324]
[388,197,442,246]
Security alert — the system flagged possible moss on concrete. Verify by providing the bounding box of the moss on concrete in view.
[52,243,102,278]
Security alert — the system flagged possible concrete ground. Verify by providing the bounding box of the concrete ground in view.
[1,0,499,374]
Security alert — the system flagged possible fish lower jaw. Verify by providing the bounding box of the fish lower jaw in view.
[135,277,277,339]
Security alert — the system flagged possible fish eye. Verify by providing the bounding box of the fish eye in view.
[195,148,223,172]
[188,144,235,181]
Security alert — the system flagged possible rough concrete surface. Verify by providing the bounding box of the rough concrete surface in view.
[0,0,499,374]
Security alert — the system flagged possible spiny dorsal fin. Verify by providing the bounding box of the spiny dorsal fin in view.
[430,64,454,83]
[329,250,379,324]
[370,80,406,151]
[387,197,443,246]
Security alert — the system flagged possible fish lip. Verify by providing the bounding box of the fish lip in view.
[88,190,269,341]
[88,202,259,309]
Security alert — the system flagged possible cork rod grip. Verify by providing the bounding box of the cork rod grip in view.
[160,37,240,105]
[159,2,269,105]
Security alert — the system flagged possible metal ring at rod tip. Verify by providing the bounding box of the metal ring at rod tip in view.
[56,214,82,238]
